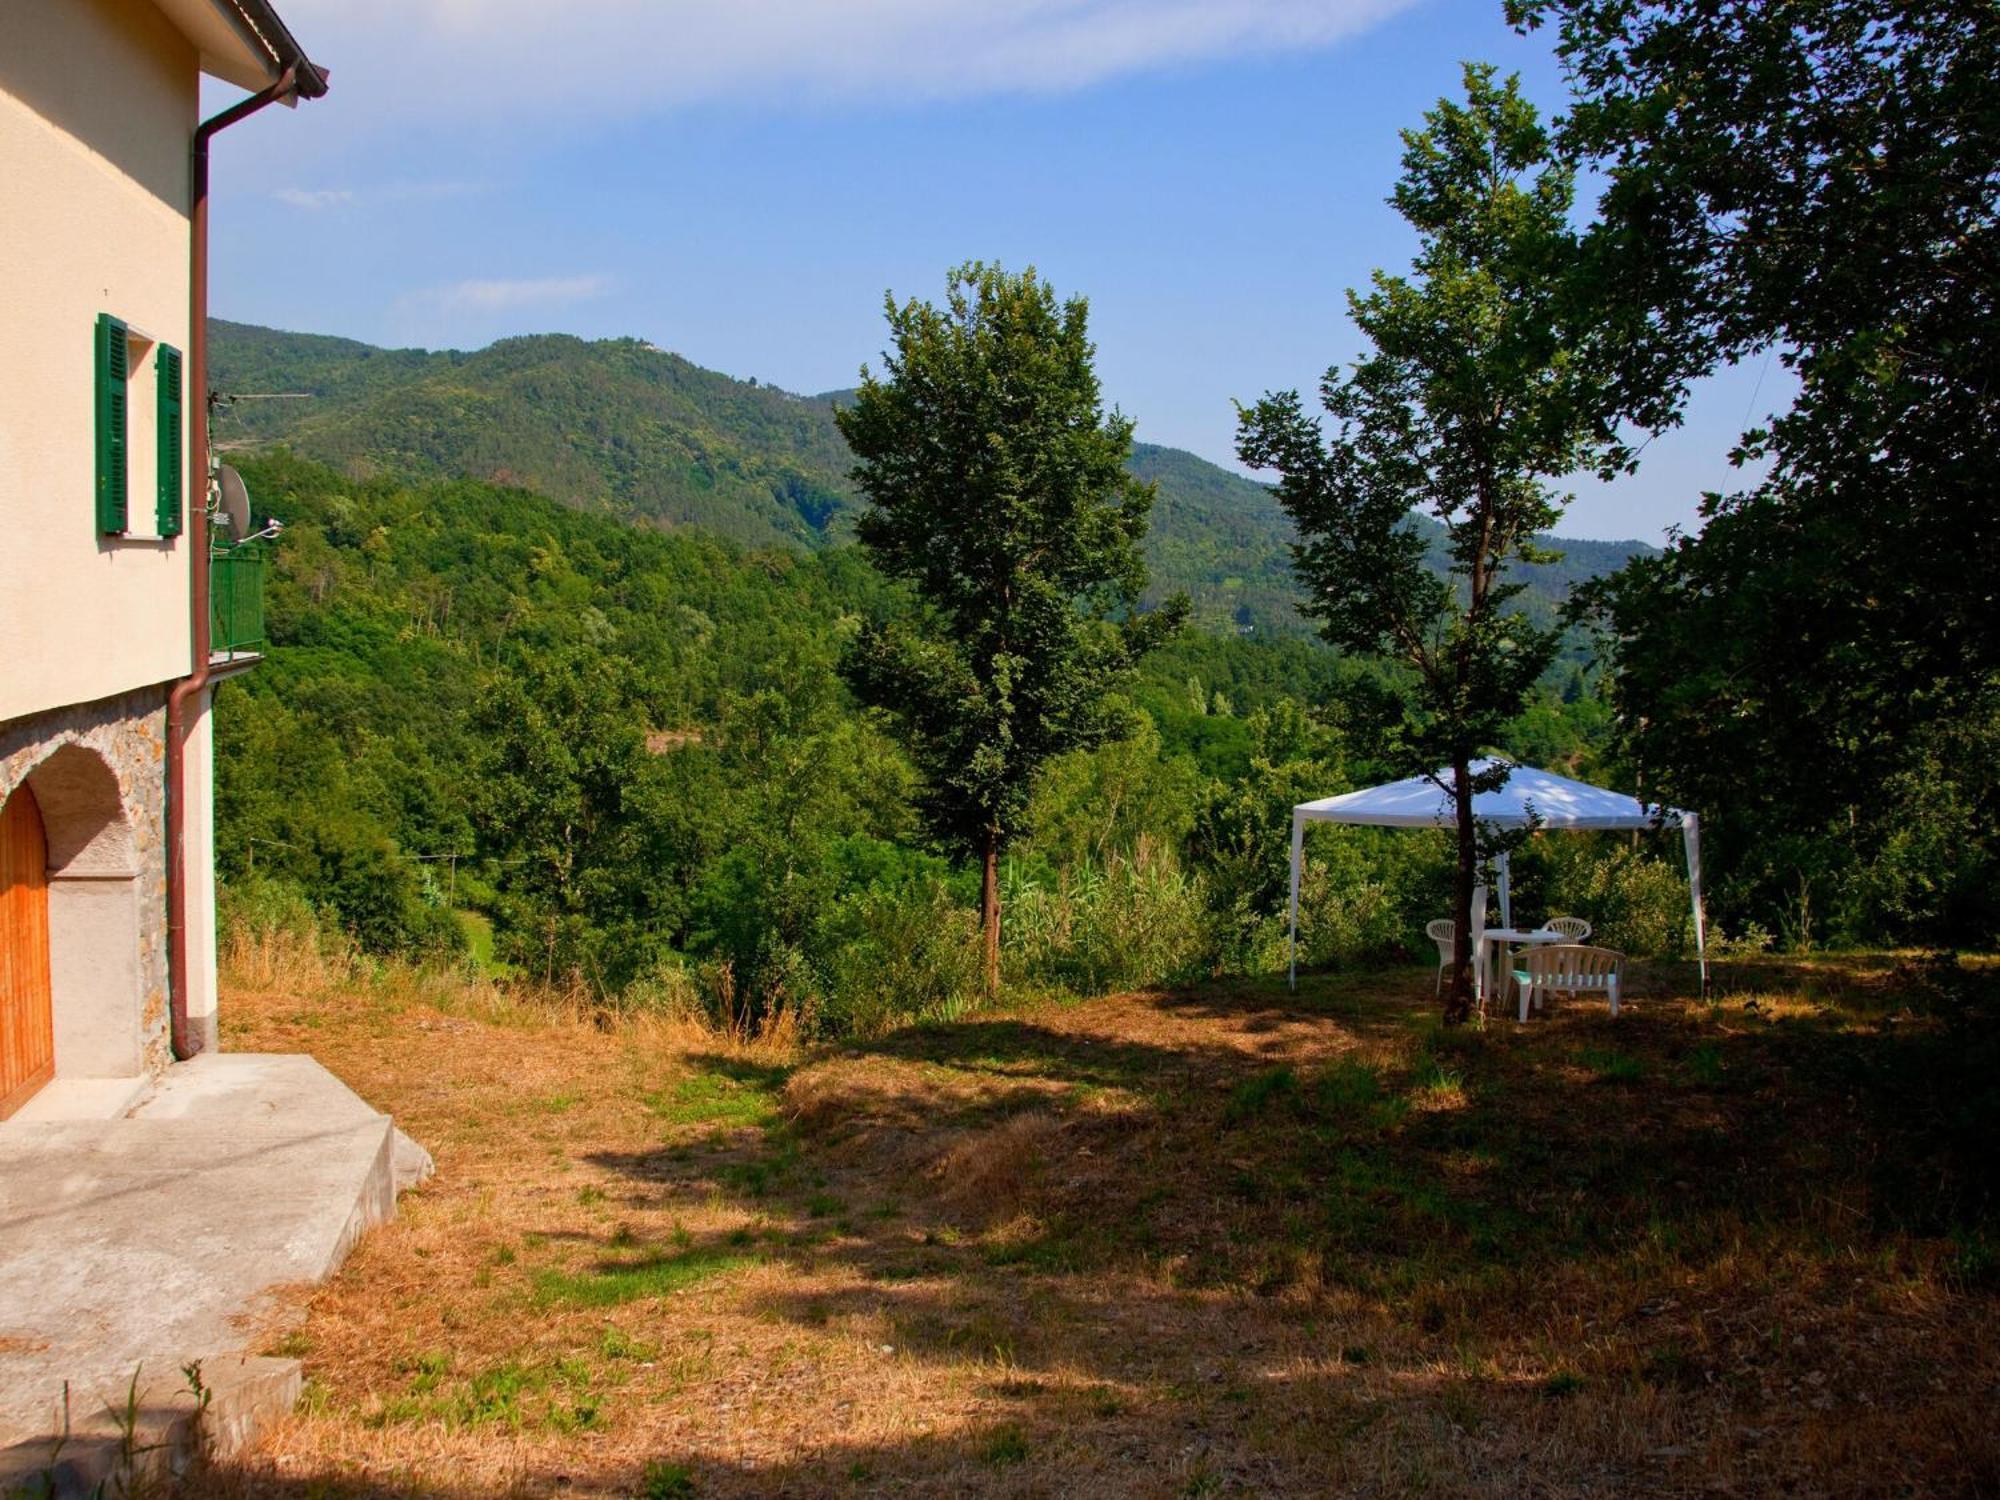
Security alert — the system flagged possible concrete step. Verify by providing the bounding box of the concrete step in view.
[7,1076,153,1124]
[0,1053,431,1493]
[0,1354,300,1498]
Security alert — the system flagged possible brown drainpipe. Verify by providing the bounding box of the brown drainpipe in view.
[166,66,299,1060]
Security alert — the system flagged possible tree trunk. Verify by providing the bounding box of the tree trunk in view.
[1445,753,1478,1025]
[980,829,1001,999]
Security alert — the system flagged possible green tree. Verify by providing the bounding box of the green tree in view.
[1237,67,1656,1020]
[472,647,667,991]
[836,262,1185,994]
[1023,715,1202,869]
[1513,0,2000,943]
[1189,700,1350,966]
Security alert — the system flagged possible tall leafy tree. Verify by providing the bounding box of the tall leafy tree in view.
[837,262,1184,994]
[1238,67,1662,1021]
[472,647,670,992]
[1516,0,2000,937]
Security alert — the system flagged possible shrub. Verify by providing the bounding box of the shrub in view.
[619,952,710,1021]
[1297,825,1452,970]
[1528,837,1693,958]
[1228,825,1451,976]
[219,871,322,946]
[818,881,983,1037]
[1002,837,1213,994]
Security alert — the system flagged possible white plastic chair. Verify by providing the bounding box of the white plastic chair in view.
[1424,919,1455,996]
[1426,884,1489,1002]
[1538,915,1592,941]
[1514,943,1624,1022]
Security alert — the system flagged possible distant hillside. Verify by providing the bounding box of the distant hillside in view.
[208,320,1652,634]
[207,321,854,550]
[1127,441,1302,633]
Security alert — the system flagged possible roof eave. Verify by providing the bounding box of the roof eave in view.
[153,0,327,97]
[213,0,329,97]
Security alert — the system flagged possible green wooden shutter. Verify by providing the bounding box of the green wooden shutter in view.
[156,343,183,536]
[94,313,128,534]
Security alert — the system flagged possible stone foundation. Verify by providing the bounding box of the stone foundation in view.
[0,684,172,1077]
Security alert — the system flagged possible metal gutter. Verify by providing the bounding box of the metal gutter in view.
[165,63,311,1060]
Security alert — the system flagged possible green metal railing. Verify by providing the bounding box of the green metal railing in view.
[209,544,266,658]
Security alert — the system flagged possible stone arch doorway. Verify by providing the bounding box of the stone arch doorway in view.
[0,783,55,1117]
[8,744,144,1090]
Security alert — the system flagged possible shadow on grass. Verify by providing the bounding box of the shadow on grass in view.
[187,955,2000,1497]
[585,956,2000,1317]
[734,958,1990,1272]
[855,1015,1222,1092]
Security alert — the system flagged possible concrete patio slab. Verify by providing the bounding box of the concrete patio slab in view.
[0,1053,430,1493]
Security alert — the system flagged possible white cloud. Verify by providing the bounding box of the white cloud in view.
[274,187,354,209]
[414,274,615,314]
[273,0,1414,122]
[273,182,486,209]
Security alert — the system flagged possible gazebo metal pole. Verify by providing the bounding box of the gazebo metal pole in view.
[1682,813,1709,996]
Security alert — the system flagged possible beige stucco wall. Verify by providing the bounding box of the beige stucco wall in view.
[0,0,198,724]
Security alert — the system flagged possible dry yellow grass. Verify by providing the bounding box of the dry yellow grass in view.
[185,941,2000,1498]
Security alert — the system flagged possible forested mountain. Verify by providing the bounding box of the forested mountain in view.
[215,450,1632,1007]
[208,320,1652,634]
[207,321,854,550]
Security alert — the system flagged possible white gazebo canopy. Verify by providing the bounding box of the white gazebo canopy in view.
[1288,757,1706,989]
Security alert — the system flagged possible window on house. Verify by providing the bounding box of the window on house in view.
[94,313,182,539]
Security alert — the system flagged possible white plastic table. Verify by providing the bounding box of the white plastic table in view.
[1481,927,1564,1012]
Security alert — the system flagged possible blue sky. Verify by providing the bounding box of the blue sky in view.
[207,0,1783,543]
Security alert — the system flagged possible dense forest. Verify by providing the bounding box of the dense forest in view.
[215,448,1664,1031]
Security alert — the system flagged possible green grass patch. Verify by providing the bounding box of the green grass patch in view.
[373,1355,601,1433]
[1408,1056,1467,1105]
[532,1247,754,1308]
[455,909,515,977]
[1313,1059,1384,1113]
[640,1459,697,1499]
[648,1071,778,1129]
[1575,1047,1645,1084]
[980,1422,1028,1467]
[599,1325,658,1362]
[1682,1041,1725,1086]
[1225,1065,1301,1122]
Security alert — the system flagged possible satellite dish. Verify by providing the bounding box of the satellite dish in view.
[215,464,252,542]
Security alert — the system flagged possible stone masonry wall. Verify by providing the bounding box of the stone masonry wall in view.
[0,685,171,1075]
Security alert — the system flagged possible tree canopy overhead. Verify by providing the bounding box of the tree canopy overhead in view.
[1519,0,2000,941]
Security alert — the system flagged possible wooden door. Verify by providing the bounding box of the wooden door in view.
[0,784,54,1119]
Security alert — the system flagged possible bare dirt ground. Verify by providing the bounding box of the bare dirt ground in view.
[186,948,1999,1497]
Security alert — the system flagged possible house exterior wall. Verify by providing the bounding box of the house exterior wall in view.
[0,0,198,726]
